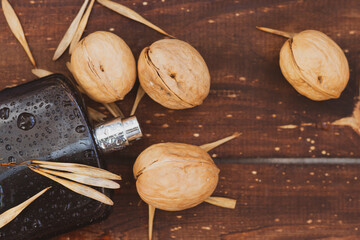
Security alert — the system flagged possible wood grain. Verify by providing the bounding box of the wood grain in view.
[53,162,360,239]
[0,0,359,239]
[0,0,359,159]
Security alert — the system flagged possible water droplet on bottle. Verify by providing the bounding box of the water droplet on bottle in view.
[5,144,11,150]
[45,127,52,134]
[62,100,72,107]
[32,219,42,228]
[17,113,36,130]
[16,137,22,143]
[75,125,86,133]
[64,202,71,211]
[20,225,28,232]
[73,109,80,118]
[0,107,10,120]
[7,156,15,163]
[83,149,94,158]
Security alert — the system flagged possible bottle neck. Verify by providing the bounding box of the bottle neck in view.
[94,116,142,153]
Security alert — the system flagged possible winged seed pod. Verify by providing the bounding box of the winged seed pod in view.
[70,31,136,103]
[138,39,210,109]
[0,160,121,206]
[0,187,51,229]
[2,0,36,67]
[257,27,349,101]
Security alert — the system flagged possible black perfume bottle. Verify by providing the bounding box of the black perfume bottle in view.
[0,74,142,239]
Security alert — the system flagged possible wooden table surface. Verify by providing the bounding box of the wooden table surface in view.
[1,0,360,239]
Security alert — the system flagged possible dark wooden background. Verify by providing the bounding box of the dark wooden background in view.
[1,0,360,239]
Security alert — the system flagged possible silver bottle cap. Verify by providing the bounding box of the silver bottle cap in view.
[94,116,142,153]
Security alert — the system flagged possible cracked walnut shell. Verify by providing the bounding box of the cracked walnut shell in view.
[133,143,219,211]
[138,39,210,109]
[279,30,349,101]
[70,31,136,103]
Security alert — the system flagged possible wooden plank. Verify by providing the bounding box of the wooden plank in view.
[0,0,359,159]
[0,0,359,239]
[52,162,360,239]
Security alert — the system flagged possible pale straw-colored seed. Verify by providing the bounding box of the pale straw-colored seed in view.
[0,187,51,229]
[332,101,360,135]
[31,68,53,78]
[204,196,236,209]
[333,116,359,134]
[31,160,121,180]
[2,0,36,67]
[103,102,124,118]
[97,0,174,38]
[256,26,295,38]
[53,0,89,60]
[31,168,114,205]
[130,86,145,116]
[36,168,120,189]
[87,107,107,122]
[69,0,95,54]
[200,132,241,152]
[277,124,298,129]
[148,205,155,240]
[200,135,237,210]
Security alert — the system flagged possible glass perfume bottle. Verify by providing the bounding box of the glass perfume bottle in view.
[0,74,142,239]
